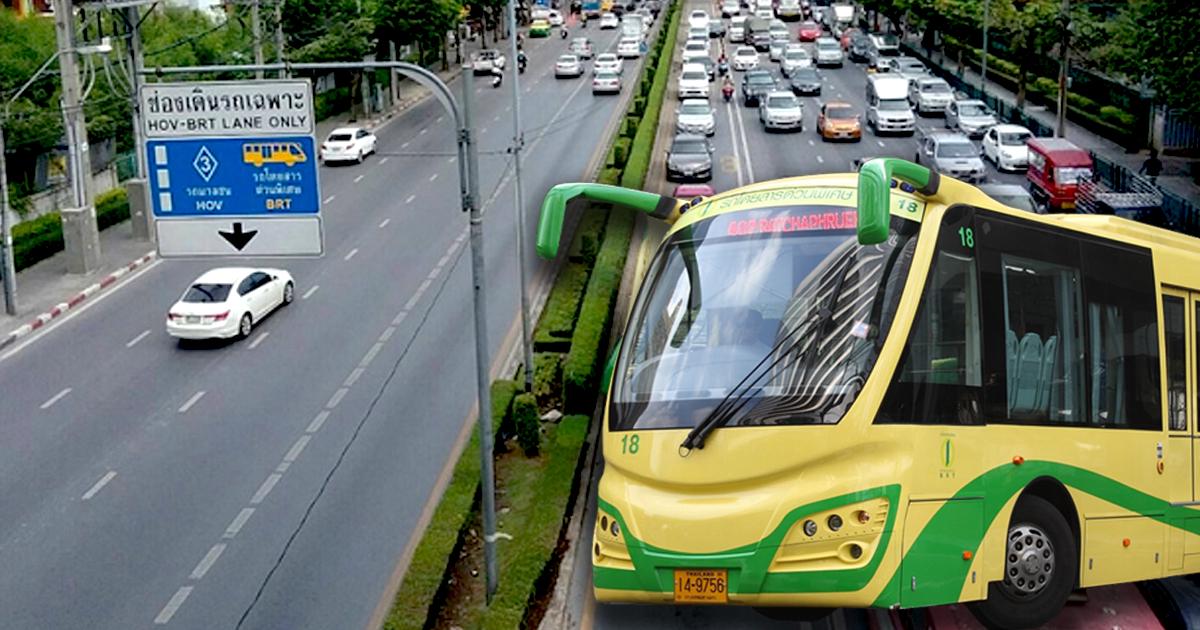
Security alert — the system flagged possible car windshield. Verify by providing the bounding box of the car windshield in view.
[673,139,708,154]
[748,75,775,85]
[999,131,1032,146]
[936,141,977,158]
[801,22,817,29]
[1056,166,1092,184]
[680,102,710,115]
[737,48,756,57]
[597,54,616,62]
[558,55,577,63]
[682,70,707,80]
[596,71,617,79]
[327,133,352,142]
[959,103,988,117]
[826,106,855,119]
[878,99,909,111]
[610,206,918,430]
[792,69,818,80]
[817,41,838,50]
[989,191,1037,212]
[878,34,898,46]
[183,283,232,303]
[768,95,798,109]
[686,42,705,50]
[900,62,924,73]
[922,81,950,93]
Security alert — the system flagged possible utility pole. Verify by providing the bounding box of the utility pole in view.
[507,0,534,393]
[1055,0,1070,137]
[123,5,154,242]
[0,123,17,315]
[980,0,989,95]
[53,0,101,273]
[252,0,265,80]
[274,0,285,78]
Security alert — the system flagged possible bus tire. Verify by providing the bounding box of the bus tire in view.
[968,495,1076,630]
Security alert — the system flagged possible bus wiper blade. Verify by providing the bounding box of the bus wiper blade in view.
[678,253,856,454]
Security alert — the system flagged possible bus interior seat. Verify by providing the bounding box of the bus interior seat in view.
[1035,335,1059,414]
[1010,332,1044,415]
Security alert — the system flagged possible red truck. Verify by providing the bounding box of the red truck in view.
[1026,137,1093,212]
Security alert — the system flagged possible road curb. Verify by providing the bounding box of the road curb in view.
[0,250,157,351]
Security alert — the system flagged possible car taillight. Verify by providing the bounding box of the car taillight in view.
[167,312,181,321]
[212,311,230,321]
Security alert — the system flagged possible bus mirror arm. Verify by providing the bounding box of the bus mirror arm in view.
[855,158,938,246]
[536,183,680,259]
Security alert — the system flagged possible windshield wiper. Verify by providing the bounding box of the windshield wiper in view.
[679,252,856,454]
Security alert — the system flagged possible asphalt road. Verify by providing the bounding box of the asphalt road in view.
[568,2,1026,628]
[0,21,651,630]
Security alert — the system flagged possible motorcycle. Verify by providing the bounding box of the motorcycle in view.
[717,60,729,76]
[721,83,734,102]
[561,27,568,39]
[518,56,527,73]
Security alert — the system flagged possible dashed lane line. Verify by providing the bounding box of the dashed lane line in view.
[81,471,117,501]
[324,195,336,204]
[326,387,349,409]
[379,218,391,228]
[353,175,365,183]
[126,330,152,348]
[379,157,389,165]
[40,388,71,410]
[188,544,226,580]
[178,391,205,413]
[405,194,416,204]
[344,248,359,261]
[301,285,319,300]
[223,508,255,539]
[306,410,330,434]
[429,173,439,182]
[249,473,282,505]
[248,332,270,350]
[154,587,192,624]
[283,435,311,463]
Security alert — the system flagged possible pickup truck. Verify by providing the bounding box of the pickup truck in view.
[471,50,506,74]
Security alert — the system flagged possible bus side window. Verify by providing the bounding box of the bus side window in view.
[1164,296,1187,431]
[1080,241,1159,429]
[877,205,982,425]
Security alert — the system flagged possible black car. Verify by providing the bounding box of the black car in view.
[741,69,778,107]
[848,34,872,62]
[665,133,714,182]
[751,30,772,51]
[789,67,822,96]
[707,20,726,38]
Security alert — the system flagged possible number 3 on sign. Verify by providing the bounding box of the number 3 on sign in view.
[621,434,640,454]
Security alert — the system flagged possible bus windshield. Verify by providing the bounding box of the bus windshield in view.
[612,206,918,431]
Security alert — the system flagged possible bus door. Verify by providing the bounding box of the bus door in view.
[1163,288,1199,571]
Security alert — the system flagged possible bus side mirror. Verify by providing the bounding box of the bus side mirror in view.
[536,183,678,259]
[856,158,938,245]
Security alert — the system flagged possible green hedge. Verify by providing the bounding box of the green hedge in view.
[612,137,632,168]
[96,188,131,231]
[620,0,678,191]
[566,209,609,266]
[561,208,635,414]
[513,392,540,456]
[478,416,588,629]
[533,262,590,352]
[315,86,351,122]
[12,188,131,271]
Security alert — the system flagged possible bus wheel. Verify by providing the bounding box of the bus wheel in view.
[969,495,1076,630]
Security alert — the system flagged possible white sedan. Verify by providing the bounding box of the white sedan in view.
[594,52,622,75]
[592,70,622,94]
[617,36,642,58]
[555,54,584,78]
[731,46,760,71]
[599,12,619,28]
[982,123,1034,171]
[167,267,294,341]
[320,126,376,164]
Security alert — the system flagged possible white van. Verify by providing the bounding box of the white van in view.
[865,75,915,135]
[621,14,646,39]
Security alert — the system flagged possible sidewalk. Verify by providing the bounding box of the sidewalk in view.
[0,55,472,349]
[906,36,1200,206]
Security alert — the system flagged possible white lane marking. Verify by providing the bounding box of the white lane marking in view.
[419,127,428,135]
[436,115,443,123]
[276,461,291,473]
[505,105,511,112]
[731,96,757,183]
[808,139,815,146]
[126,330,152,348]
[429,173,439,182]
[301,285,319,300]
[401,141,410,149]
[178,391,205,413]
[361,342,384,367]
[493,115,500,122]
[525,86,532,93]
[344,367,365,387]
[379,218,391,228]
[391,311,408,326]
[306,410,330,434]
[379,326,396,342]
[326,387,349,409]
[405,194,416,204]
[188,543,226,580]
[436,253,451,268]
[877,140,886,147]
[250,473,282,504]
[82,471,117,500]
[154,587,193,624]
[223,508,254,538]
[816,155,824,163]
[448,156,456,164]
[354,174,365,183]
[283,435,311,463]
[41,387,72,410]
[344,248,359,261]
[324,195,336,204]
[379,157,389,165]
[480,127,488,134]
[248,332,270,349]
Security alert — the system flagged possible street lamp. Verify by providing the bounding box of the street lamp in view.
[0,37,114,316]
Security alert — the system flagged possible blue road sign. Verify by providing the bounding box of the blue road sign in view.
[147,136,319,218]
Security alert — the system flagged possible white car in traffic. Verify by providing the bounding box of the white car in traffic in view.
[677,63,710,99]
[555,54,584,78]
[167,268,294,341]
[320,127,377,164]
[688,9,709,29]
[593,53,622,75]
[599,12,619,28]
[731,46,760,71]
[982,124,1034,171]
[617,37,642,58]
[593,70,622,94]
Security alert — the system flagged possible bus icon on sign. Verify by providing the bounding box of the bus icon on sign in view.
[242,142,307,167]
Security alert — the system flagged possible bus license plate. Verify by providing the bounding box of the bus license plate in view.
[673,569,728,603]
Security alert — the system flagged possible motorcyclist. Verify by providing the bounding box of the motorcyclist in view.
[491,67,503,88]
[721,76,734,102]
[518,51,528,73]
[561,25,569,39]
[717,53,729,76]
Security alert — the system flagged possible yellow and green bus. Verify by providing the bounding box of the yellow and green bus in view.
[535,159,1200,628]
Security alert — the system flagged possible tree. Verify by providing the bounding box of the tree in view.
[375,0,460,68]
[1092,0,1200,119]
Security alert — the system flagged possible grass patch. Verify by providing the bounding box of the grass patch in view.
[532,263,589,353]
[381,379,518,630]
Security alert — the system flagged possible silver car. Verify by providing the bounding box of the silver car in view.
[780,47,813,77]
[676,99,716,136]
[769,38,788,61]
[945,99,998,138]
[915,132,986,183]
[554,54,584,78]
[593,53,622,75]
[908,76,953,115]
[759,90,804,131]
[814,37,843,67]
